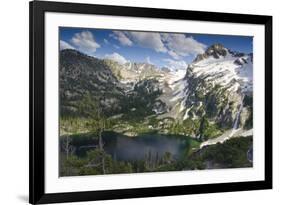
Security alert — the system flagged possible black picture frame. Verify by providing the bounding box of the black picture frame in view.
[29,1,272,204]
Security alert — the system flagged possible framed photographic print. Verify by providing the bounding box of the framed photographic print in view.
[29,0,272,204]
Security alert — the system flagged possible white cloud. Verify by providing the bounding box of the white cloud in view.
[113,44,120,49]
[60,40,75,50]
[111,31,133,46]
[129,32,167,53]
[168,50,180,60]
[162,34,206,59]
[104,39,109,45]
[104,52,128,65]
[163,58,188,71]
[71,31,100,55]
[110,31,206,60]
[111,31,167,53]
[146,56,152,64]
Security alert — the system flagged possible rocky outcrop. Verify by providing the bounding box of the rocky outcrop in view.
[193,43,228,63]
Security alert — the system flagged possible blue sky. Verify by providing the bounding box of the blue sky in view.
[60,27,253,69]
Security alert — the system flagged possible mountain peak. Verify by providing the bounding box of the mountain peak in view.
[193,43,229,63]
[206,43,228,54]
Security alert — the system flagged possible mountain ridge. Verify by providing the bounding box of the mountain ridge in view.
[59,44,253,140]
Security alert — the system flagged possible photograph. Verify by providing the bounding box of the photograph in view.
[29,1,273,203]
[59,27,254,177]
[0,0,277,204]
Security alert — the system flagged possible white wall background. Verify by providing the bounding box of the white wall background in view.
[0,0,279,204]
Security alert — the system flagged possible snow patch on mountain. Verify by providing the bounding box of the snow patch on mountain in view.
[159,44,253,123]
[191,49,253,93]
